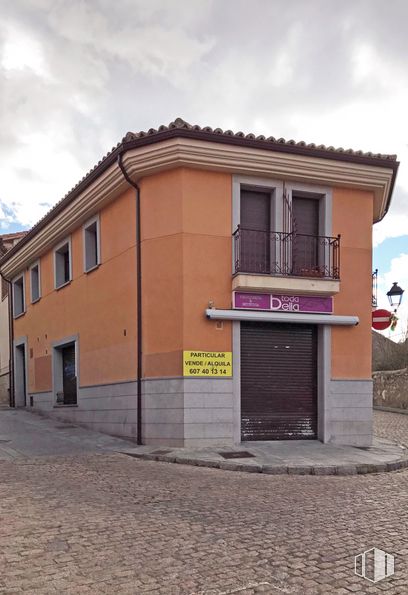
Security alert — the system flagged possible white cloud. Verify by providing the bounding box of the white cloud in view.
[373,210,408,248]
[1,25,49,77]
[0,0,219,230]
[352,44,376,82]
[1,0,408,239]
[373,185,408,247]
[0,201,18,229]
[46,3,215,85]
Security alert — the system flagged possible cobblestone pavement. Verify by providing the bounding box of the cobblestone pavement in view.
[374,409,408,448]
[1,445,408,595]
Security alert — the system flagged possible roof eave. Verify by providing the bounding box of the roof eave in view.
[0,128,399,266]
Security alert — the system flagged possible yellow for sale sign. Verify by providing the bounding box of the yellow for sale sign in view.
[183,351,232,377]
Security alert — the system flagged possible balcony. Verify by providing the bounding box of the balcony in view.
[232,227,341,295]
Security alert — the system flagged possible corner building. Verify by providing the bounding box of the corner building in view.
[0,119,398,447]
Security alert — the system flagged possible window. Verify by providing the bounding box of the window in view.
[83,215,100,272]
[30,261,41,303]
[54,238,72,289]
[291,194,321,276]
[233,176,337,279]
[13,274,25,317]
[240,189,274,274]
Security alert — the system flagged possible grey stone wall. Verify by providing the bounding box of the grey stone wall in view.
[143,377,234,447]
[0,372,9,406]
[372,331,408,371]
[29,377,235,446]
[373,368,408,411]
[30,383,139,440]
[325,380,373,447]
[27,375,374,448]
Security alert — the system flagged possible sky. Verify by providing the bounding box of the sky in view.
[1,0,408,337]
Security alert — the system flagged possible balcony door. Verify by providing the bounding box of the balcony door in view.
[240,190,271,273]
[292,196,320,276]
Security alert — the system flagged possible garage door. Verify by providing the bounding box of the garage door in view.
[241,322,317,440]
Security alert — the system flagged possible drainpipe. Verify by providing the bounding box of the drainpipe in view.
[117,154,142,445]
[0,268,14,407]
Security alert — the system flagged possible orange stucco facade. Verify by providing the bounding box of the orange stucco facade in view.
[14,168,374,394]
[14,188,138,392]
[141,168,233,378]
[331,187,373,380]
[141,172,374,382]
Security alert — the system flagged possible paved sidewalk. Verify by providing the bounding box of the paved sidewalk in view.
[116,409,408,476]
[121,436,407,476]
[0,409,136,460]
[1,409,407,475]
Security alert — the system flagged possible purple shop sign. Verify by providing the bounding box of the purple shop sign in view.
[271,294,333,314]
[233,292,271,310]
[233,292,333,314]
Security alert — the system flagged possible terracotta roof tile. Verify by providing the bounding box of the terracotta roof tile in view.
[0,118,399,266]
[29,118,398,230]
[0,231,27,240]
[117,118,397,161]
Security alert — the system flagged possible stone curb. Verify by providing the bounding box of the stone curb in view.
[121,452,408,476]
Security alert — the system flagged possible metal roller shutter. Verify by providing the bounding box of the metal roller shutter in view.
[241,321,317,441]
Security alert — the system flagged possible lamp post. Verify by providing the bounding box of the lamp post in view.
[386,282,404,312]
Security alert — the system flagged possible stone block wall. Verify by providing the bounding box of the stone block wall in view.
[0,372,9,406]
[373,368,408,410]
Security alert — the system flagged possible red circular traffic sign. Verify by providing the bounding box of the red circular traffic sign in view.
[372,309,392,330]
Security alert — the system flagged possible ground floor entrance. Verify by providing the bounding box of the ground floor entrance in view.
[240,321,318,441]
[54,342,77,406]
[14,342,27,408]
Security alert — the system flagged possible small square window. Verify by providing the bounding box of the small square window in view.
[13,275,25,317]
[83,216,100,272]
[30,262,41,303]
[54,239,72,289]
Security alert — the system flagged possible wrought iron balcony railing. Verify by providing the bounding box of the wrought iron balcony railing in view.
[233,227,340,279]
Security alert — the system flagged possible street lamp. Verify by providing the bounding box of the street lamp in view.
[386,282,404,311]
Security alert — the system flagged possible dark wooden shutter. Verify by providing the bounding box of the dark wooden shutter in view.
[241,322,317,440]
[292,196,319,274]
[241,191,270,231]
[240,190,271,273]
[292,196,319,236]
